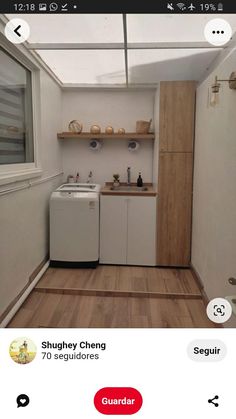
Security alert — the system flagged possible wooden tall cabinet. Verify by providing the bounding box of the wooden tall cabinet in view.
[157,81,196,267]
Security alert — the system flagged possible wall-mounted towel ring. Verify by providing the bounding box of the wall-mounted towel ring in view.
[89,139,102,151]
[128,140,140,152]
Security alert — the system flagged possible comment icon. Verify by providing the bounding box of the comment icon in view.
[16,394,30,408]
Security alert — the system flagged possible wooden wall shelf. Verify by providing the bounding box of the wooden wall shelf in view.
[57,132,155,140]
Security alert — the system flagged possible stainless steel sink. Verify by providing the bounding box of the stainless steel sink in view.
[109,185,148,192]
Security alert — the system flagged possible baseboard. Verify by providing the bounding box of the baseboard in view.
[190,262,209,306]
[50,260,99,268]
[156,265,190,269]
[0,256,48,324]
[29,256,48,281]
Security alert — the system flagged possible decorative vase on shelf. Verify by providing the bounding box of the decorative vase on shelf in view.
[90,125,101,134]
[105,126,114,134]
[117,128,125,134]
[68,120,83,133]
[136,119,152,134]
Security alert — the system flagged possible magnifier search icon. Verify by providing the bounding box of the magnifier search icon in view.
[207,298,232,324]
[214,305,225,316]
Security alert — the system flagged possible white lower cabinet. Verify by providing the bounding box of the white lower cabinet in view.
[126,196,157,266]
[100,195,157,266]
[100,195,127,265]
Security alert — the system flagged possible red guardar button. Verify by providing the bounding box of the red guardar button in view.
[94,387,143,415]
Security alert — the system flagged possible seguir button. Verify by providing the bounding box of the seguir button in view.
[187,340,227,362]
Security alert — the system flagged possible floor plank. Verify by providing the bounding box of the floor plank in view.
[7,292,217,328]
[7,266,217,328]
[35,266,201,295]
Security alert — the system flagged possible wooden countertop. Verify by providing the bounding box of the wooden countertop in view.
[101,183,157,197]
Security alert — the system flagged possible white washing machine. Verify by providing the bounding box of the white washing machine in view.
[50,183,101,268]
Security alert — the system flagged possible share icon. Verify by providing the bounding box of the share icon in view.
[208,395,219,407]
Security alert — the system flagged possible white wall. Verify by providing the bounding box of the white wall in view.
[192,48,236,326]
[39,71,63,178]
[0,34,63,317]
[61,90,155,185]
[0,177,60,316]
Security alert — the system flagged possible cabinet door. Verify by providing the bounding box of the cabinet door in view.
[127,197,157,266]
[100,195,127,264]
[157,153,193,266]
[159,81,195,152]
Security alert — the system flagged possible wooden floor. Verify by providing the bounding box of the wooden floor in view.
[35,266,201,297]
[7,266,217,328]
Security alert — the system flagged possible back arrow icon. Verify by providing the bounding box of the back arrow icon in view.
[14,25,22,37]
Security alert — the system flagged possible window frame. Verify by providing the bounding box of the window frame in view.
[0,32,42,185]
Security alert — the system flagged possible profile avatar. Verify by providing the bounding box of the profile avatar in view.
[9,337,37,365]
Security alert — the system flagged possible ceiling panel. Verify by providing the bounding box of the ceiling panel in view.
[4,13,234,86]
[128,49,220,83]
[127,14,236,42]
[37,50,126,84]
[6,14,124,43]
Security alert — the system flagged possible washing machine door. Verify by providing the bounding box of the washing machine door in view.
[50,192,99,263]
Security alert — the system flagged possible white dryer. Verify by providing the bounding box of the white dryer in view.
[50,183,101,268]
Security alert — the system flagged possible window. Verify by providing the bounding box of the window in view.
[0,47,34,165]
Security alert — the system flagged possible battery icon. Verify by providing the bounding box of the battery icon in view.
[217,3,223,11]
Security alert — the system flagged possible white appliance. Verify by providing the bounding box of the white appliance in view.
[50,183,101,268]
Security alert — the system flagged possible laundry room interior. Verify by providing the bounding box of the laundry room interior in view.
[0,13,236,328]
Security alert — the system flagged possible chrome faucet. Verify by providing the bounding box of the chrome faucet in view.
[127,167,131,185]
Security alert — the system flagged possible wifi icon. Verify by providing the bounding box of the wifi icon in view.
[177,2,187,10]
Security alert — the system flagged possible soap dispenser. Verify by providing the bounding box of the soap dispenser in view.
[137,172,143,187]
[87,171,93,183]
